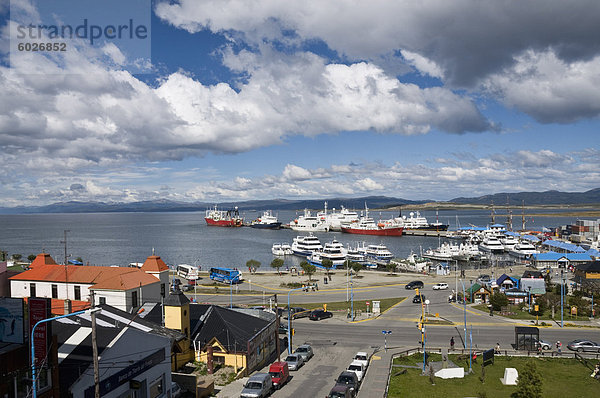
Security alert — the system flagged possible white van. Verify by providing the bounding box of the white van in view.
[240,373,273,398]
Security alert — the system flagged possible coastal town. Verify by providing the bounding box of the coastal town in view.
[1,209,599,397]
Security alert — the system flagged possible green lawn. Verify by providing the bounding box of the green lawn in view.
[296,297,405,313]
[388,353,599,398]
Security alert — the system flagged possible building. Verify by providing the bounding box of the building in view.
[9,253,169,313]
[574,260,600,293]
[531,252,592,270]
[465,283,491,304]
[54,305,172,398]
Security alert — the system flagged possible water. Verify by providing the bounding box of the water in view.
[0,208,588,269]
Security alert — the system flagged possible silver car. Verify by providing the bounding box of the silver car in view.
[294,344,314,362]
[567,339,600,353]
[285,353,304,371]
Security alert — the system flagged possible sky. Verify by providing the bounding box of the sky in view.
[0,0,599,207]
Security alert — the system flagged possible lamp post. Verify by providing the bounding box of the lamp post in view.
[382,330,392,352]
[560,270,564,328]
[287,286,307,354]
[350,271,354,321]
[31,307,102,398]
[422,325,427,372]
[528,286,532,312]
[460,279,467,349]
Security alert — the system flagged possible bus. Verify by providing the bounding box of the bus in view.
[177,264,199,281]
[209,267,243,284]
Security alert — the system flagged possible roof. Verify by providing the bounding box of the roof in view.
[9,264,160,291]
[466,283,490,294]
[141,255,169,272]
[577,261,600,273]
[30,253,57,268]
[522,270,544,278]
[164,289,190,307]
[519,278,546,295]
[532,251,592,262]
[541,240,586,253]
[496,274,517,285]
[191,304,273,353]
[522,235,541,243]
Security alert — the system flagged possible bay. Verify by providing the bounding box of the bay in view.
[0,208,587,269]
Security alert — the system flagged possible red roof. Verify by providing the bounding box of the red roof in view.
[30,253,58,268]
[141,255,169,272]
[10,264,160,291]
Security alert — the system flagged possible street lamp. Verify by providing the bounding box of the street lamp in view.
[287,286,307,354]
[560,270,564,328]
[528,286,532,312]
[460,279,467,349]
[31,307,102,398]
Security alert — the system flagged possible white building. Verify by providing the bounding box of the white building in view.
[9,253,170,313]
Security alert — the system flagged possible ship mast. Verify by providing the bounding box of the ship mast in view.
[521,200,526,231]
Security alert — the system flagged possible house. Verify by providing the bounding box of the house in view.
[574,260,600,292]
[531,251,592,269]
[521,270,544,279]
[9,253,168,313]
[465,283,491,304]
[496,274,518,291]
[504,288,529,305]
[519,278,546,303]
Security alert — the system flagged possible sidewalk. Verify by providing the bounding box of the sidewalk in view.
[358,347,406,398]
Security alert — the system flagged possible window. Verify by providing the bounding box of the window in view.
[99,297,106,305]
[74,285,81,301]
[131,291,138,308]
[30,283,36,298]
[51,284,58,299]
[149,375,164,398]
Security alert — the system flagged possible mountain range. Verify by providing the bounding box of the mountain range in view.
[0,188,598,214]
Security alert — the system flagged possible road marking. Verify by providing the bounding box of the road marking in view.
[450,302,483,316]
[372,355,381,360]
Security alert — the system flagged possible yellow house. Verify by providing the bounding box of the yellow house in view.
[163,289,195,371]
[190,305,277,376]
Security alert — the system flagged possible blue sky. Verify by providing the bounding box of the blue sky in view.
[1,0,599,206]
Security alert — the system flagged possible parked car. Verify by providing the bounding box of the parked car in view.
[294,344,314,362]
[477,274,491,284]
[347,360,366,382]
[181,284,195,291]
[284,307,310,319]
[309,309,333,320]
[278,324,289,334]
[334,371,359,396]
[413,294,426,304]
[268,361,290,390]
[567,339,600,353]
[433,282,449,290]
[240,373,273,398]
[353,352,369,369]
[518,336,551,350]
[285,353,304,370]
[327,384,354,398]
[405,280,424,290]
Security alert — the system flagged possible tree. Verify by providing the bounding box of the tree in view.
[300,261,316,281]
[489,293,509,311]
[321,259,333,279]
[511,360,543,398]
[11,254,22,261]
[351,261,363,278]
[246,259,261,274]
[385,262,396,274]
[270,258,284,275]
[27,254,36,262]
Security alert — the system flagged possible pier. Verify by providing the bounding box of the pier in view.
[403,230,448,237]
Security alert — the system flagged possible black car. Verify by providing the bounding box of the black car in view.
[405,280,424,290]
[334,371,359,396]
[413,294,426,304]
[309,309,333,320]
[284,307,310,319]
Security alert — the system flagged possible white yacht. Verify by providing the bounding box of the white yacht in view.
[364,244,394,262]
[453,241,484,261]
[479,234,505,254]
[281,243,293,255]
[423,242,460,261]
[272,243,293,256]
[499,233,518,252]
[290,209,329,232]
[291,235,323,257]
[317,203,360,231]
[509,240,539,259]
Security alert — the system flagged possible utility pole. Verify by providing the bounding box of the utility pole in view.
[274,294,280,362]
[61,230,70,299]
[91,308,100,398]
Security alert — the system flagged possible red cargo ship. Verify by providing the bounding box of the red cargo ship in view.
[340,205,403,236]
[205,206,243,227]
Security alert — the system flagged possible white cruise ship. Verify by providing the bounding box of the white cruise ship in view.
[317,203,359,231]
[290,209,329,232]
[500,234,519,251]
[291,235,323,257]
[479,234,505,254]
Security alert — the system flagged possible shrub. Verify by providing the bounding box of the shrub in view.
[490,293,509,311]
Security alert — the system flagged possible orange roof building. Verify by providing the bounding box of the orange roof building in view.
[9,254,170,313]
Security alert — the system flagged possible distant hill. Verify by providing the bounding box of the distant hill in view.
[449,188,600,206]
[0,189,597,214]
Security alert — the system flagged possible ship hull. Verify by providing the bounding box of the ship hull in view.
[205,218,243,227]
[404,224,449,232]
[250,222,282,229]
[341,226,404,236]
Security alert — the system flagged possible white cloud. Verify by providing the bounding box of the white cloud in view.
[282,164,312,181]
[401,50,444,79]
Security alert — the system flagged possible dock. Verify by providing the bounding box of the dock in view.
[402,230,448,237]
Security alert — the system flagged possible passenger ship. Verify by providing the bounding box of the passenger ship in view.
[291,235,324,257]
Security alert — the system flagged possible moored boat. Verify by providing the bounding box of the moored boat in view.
[290,209,329,232]
[291,234,323,257]
[340,205,403,236]
[205,205,243,227]
[251,210,282,229]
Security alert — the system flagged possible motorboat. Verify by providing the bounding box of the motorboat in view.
[251,210,282,229]
[290,209,329,232]
[291,235,323,257]
[364,244,393,262]
[500,234,519,252]
[272,243,285,256]
[509,240,539,259]
[479,234,505,254]
[393,252,430,272]
[423,242,460,261]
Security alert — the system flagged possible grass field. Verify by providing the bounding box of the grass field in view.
[294,296,405,313]
[388,353,599,398]
[473,304,592,322]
